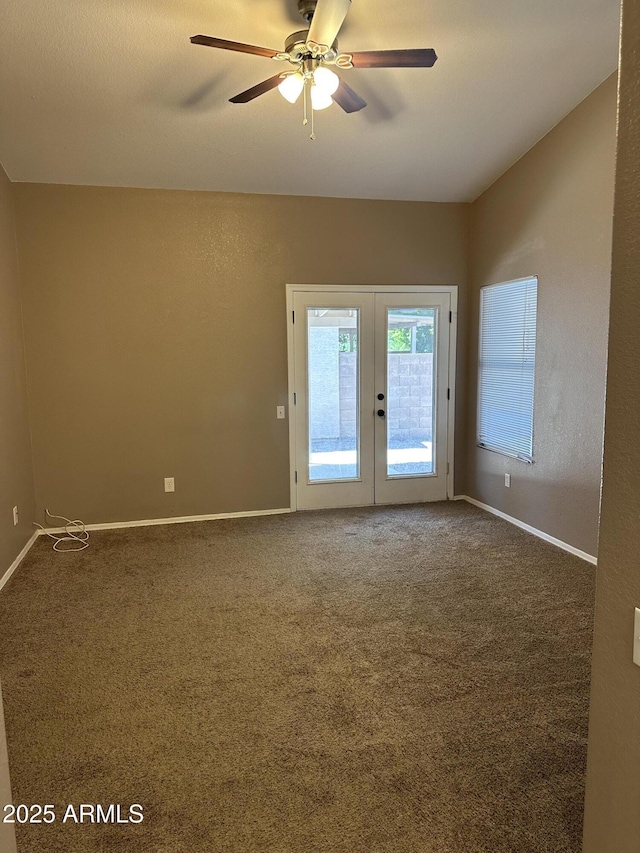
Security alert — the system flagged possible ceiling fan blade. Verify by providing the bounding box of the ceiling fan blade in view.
[307,0,351,49]
[190,35,278,59]
[350,49,438,68]
[333,78,366,113]
[229,74,284,104]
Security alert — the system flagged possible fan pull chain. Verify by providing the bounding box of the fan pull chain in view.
[303,76,308,127]
[301,76,316,140]
[310,93,316,141]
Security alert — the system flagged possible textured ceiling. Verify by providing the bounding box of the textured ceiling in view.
[0,0,621,202]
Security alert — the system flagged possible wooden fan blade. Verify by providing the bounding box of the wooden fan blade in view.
[350,49,438,68]
[307,0,351,49]
[190,35,278,59]
[229,74,284,104]
[333,78,366,113]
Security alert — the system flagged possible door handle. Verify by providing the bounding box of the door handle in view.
[377,409,385,418]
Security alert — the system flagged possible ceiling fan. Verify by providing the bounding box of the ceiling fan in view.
[190,0,437,137]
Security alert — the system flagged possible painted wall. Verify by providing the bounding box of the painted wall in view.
[466,75,617,558]
[13,186,469,523]
[583,1,640,848]
[0,163,35,575]
[0,680,17,853]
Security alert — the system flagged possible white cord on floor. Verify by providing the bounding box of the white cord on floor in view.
[34,509,90,552]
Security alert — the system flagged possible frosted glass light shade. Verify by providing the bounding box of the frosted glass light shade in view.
[278,73,304,104]
[311,85,333,111]
[313,66,339,96]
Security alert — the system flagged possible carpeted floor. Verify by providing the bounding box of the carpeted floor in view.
[0,502,595,852]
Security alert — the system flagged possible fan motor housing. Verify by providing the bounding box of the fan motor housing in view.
[285,30,310,54]
[285,29,338,57]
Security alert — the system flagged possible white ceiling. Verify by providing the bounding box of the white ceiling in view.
[0,0,621,202]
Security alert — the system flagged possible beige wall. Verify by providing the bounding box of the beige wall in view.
[466,75,617,557]
[0,680,17,853]
[583,1,640,848]
[13,186,469,524]
[0,163,35,574]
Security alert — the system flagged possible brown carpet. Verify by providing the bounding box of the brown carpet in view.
[0,502,594,853]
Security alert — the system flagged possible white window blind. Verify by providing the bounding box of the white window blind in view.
[477,277,537,462]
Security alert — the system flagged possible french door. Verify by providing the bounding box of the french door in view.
[288,286,456,510]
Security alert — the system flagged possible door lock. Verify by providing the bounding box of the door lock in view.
[377,393,385,401]
[377,409,385,418]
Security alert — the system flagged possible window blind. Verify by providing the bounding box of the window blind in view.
[477,277,537,462]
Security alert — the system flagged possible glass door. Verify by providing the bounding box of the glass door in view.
[373,292,450,504]
[293,291,374,510]
[291,288,452,510]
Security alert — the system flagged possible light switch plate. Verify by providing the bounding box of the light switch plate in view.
[634,608,640,667]
[276,406,286,420]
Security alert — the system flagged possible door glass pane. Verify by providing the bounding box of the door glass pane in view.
[386,308,436,477]
[307,308,359,482]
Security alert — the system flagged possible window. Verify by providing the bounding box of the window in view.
[477,277,537,462]
[387,310,434,353]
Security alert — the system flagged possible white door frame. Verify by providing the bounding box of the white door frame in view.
[286,284,458,511]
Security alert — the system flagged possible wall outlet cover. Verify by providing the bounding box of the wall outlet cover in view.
[164,477,175,493]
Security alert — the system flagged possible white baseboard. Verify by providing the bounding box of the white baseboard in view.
[41,507,293,535]
[0,531,39,593]
[457,495,597,565]
[1,507,292,594]
[5,498,595,594]
[1,508,292,591]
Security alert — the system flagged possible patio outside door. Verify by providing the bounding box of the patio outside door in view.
[289,287,455,510]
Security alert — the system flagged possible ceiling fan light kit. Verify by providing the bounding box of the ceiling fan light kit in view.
[313,66,340,95]
[278,72,304,104]
[190,0,437,139]
[310,83,333,111]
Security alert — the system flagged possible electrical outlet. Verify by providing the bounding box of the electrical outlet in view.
[12,506,18,526]
[164,477,175,493]
[276,406,286,420]
[504,473,511,488]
